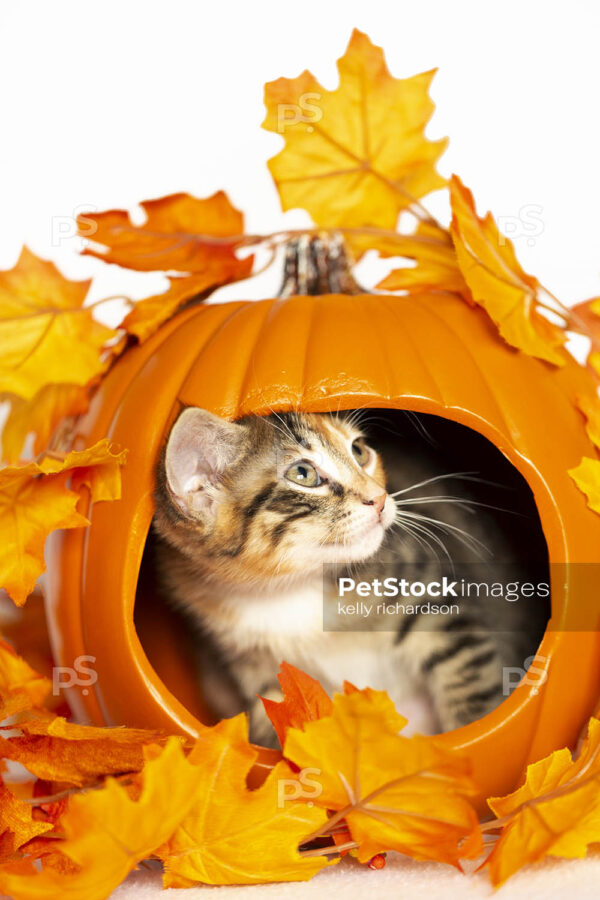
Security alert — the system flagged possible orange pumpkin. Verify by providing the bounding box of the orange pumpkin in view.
[45,257,600,809]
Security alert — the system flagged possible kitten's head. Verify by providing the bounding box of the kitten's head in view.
[154,408,395,582]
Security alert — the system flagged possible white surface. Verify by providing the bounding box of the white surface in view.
[110,854,600,900]
[0,0,599,313]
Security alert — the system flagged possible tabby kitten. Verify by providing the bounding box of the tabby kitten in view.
[152,407,546,744]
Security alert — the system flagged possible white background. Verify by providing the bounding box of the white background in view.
[0,0,599,313]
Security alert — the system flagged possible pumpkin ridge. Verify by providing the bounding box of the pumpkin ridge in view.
[411,296,518,439]
[234,298,288,416]
[378,293,447,404]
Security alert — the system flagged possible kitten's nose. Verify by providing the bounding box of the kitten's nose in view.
[363,493,387,519]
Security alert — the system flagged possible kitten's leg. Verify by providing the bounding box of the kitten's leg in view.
[424,635,505,731]
[399,625,505,732]
[247,684,284,748]
[193,632,282,745]
[229,651,283,748]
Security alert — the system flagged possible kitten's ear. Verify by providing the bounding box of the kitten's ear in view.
[164,408,244,518]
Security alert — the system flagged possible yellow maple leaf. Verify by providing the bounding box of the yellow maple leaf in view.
[568,298,600,373]
[449,175,566,365]
[0,738,205,900]
[0,637,50,719]
[158,714,335,886]
[0,439,127,605]
[284,687,480,866]
[1,384,90,464]
[484,718,600,885]
[568,456,600,514]
[263,29,447,229]
[567,298,600,379]
[574,393,600,449]
[79,191,249,276]
[39,440,128,503]
[376,222,469,296]
[0,248,116,400]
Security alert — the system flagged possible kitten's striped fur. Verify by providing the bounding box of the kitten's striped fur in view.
[152,408,547,744]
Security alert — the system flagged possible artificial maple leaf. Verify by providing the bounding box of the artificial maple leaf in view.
[376,222,469,297]
[284,687,481,866]
[0,439,127,605]
[0,637,50,719]
[484,717,600,885]
[569,297,600,340]
[14,837,78,875]
[39,439,128,504]
[568,456,600,514]
[261,661,333,747]
[15,709,165,744]
[0,738,205,900]
[121,264,251,343]
[79,191,249,277]
[0,781,52,862]
[568,298,600,377]
[449,176,566,365]
[1,384,90,464]
[0,248,115,400]
[263,29,447,229]
[158,714,335,887]
[0,711,167,786]
[574,393,600,449]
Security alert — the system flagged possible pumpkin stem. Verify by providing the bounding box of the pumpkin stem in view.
[278,233,363,297]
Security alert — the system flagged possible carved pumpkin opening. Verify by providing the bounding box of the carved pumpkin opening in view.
[133,408,550,734]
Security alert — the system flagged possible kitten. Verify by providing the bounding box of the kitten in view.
[151,408,548,744]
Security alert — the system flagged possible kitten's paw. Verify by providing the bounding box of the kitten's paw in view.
[438,687,504,731]
[248,689,283,748]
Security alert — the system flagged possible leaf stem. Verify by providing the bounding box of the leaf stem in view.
[299,841,358,858]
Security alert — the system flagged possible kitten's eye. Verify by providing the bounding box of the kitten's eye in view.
[351,438,371,467]
[285,460,322,487]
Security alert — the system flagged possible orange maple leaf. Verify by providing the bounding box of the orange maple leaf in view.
[0,781,52,863]
[0,248,116,400]
[121,267,251,343]
[0,711,167,786]
[0,439,127,605]
[484,717,600,885]
[284,686,481,866]
[79,191,250,276]
[9,836,78,875]
[263,29,447,229]
[261,661,333,747]
[376,222,470,297]
[449,175,567,365]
